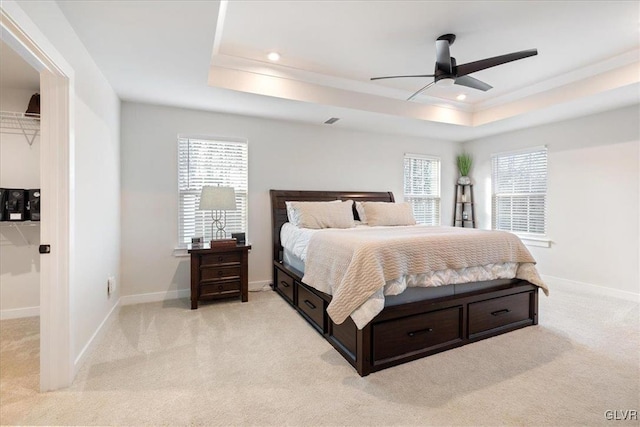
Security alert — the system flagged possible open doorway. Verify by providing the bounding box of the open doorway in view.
[1,7,73,391]
[0,38,42,395]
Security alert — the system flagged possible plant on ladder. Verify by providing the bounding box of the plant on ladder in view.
[456,152,472,185]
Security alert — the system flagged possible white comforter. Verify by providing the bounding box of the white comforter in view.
[281,224,547,329]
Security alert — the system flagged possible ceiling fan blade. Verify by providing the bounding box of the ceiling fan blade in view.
[407,81,436,101]
[454,75,493,91]
[435,39,452,73]
[456,49,538,77]
[371,74,435,81]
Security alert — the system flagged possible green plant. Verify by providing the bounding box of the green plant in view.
[457,153,472,176]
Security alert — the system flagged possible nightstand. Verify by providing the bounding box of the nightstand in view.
[188,243,251,309]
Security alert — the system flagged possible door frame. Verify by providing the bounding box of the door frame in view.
[1,2,74,391]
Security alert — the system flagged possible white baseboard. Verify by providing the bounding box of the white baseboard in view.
[120,288,190,306]
[120,280,272,306]
[0,306,40,320]
[74,300,120,375]
[542,275,639,302]
[249,280,271,292]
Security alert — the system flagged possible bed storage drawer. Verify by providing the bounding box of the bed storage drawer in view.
[372,306,462,362]
[297,284,325,332]
[275,267,295,303]
[468,292,533,337]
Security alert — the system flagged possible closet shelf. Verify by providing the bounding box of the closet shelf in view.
[0,111,40,146]
[0,221,40,245]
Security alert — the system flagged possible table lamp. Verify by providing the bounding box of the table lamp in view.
[198,186,237,243]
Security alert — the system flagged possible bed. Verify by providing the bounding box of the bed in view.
[270,189,544,376]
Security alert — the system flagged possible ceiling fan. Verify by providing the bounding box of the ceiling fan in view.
[371,34,538,101]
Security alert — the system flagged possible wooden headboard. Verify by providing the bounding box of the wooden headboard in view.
[270,190,395,262]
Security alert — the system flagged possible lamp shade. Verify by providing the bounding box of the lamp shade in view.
[198,186,237,210]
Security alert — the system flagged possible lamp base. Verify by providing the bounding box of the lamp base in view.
[209,238,237,248]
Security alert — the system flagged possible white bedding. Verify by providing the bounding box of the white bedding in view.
[280,223,546,328]
[280,222,319,262]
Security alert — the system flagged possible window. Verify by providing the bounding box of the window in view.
[403,154,440,225]
[492,147,547,236]
[178,136,248,247]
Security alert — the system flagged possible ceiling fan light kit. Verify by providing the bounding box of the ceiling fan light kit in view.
[436,77,455,87]
[371,33,538,101]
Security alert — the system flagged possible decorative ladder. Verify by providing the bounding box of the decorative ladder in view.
[453,184,476,228]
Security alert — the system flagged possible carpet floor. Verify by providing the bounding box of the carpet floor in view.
[1,286,638,426]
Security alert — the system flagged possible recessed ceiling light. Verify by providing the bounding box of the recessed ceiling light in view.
[456,94,467,101]
[267,52,280,61]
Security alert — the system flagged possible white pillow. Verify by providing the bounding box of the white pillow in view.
[361,202,416,226]
[355,201,367,224]
[286,199,342,225]
[286,200,355,229]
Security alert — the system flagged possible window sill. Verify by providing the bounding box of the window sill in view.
[173,248,189,257]
[517,236,551,248]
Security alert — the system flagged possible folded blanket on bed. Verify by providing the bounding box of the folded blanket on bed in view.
[301,225,548,328]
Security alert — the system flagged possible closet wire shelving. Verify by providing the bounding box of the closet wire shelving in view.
[0,111,41,245]
[0,222,39,245]
[0,111,40,146]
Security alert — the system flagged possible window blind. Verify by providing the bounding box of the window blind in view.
[403,154,441,225]
[491,147,547,235]
[178,136,248,246]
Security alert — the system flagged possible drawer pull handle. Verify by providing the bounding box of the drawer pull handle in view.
[304,299,316,310]
[218,285,223,290]
[491,309,511,316]
[280,280,290,288]
[218,270,224,276]
[218,256,223,262]
[408,328,433,337]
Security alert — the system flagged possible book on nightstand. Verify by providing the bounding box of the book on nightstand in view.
[209,238,238,248]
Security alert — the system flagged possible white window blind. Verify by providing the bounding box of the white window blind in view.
[403,154,441,225]
[492,147,547,235]
[178,136,248,246]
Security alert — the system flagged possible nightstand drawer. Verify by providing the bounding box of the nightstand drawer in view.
[201,265,241,281]
[275,267,295,303]
[297,284,325,331]
[202,251,241,266]
[468,292,532,337]
[201,280,240,297]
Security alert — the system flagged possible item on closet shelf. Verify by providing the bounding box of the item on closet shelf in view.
[0,189,7,221]
[5,189,26,221]
[26,189,40,221]
[25,93,40,117]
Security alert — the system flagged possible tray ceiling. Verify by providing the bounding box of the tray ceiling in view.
[58,0,640,141]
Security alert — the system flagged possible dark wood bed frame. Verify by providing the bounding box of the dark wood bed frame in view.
[270,190,539,376]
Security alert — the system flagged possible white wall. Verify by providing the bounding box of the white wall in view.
[120,102,459,297]
[463,105,639,295]
[0,88,40,316]
[14,1,121,362]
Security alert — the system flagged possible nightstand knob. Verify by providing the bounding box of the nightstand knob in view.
[218,285,223,290]
[218,270,223,276]
[218,256,223,262]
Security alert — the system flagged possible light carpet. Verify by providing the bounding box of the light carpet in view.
[0,286,638,426]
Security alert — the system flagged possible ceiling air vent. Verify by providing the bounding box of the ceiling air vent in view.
[324,117,340,125]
